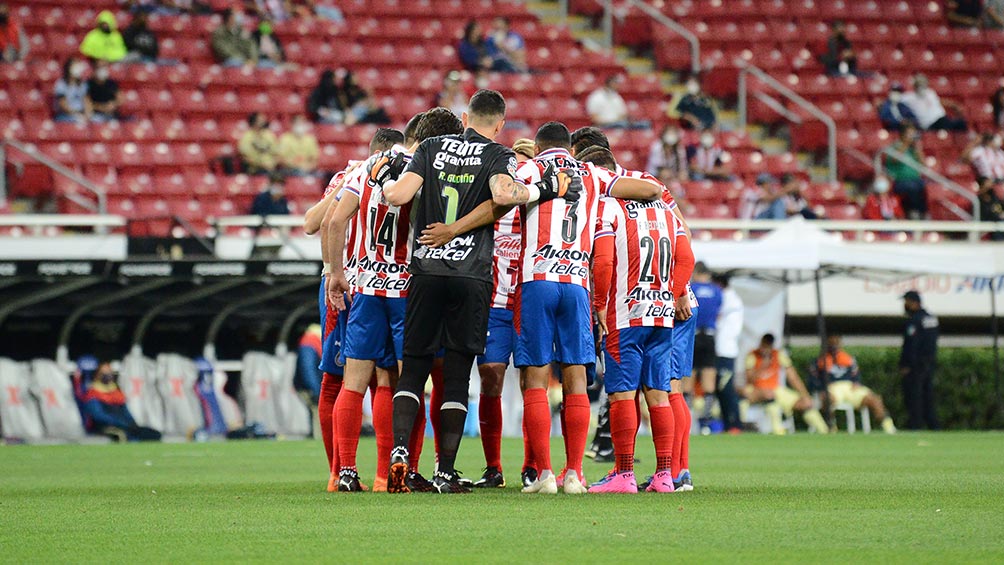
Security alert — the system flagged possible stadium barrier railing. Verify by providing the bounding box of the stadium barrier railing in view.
[875,146,979,224]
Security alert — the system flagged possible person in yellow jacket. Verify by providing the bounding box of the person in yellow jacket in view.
[741,333,828,434]
[79,11,127,62]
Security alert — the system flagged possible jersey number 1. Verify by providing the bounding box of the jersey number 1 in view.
[442,186,459,224]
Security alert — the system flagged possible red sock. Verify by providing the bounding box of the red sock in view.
[479,394,503,470]
[523,388,551,472]
[373,386,393,480]
[334,389,364,470]
[408,394,426,473]
[634,394,643,435]
[430,365,444,455]
[563,393,590,478]
[521,407,536,472]
[318,374,341,472]
[669,393,691,475]
[649,404,676,473]
[559,401,569,468]
[609,398,638,473]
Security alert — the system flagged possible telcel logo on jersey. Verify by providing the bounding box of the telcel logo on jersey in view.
[415,234,475,261]
[626,287,676,318]
[433,140,485,171]
[531,245,590,278]
[357,270,410,292]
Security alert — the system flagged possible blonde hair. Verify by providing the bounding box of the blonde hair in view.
[512,138,535,159]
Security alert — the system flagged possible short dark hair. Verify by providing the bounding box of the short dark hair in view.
[570,126,610,156]
[467,89,506,124]
[404,112,426,144]
[415,107,463,141]
[576,145,616,169]
[534,121,570,151]
[369,128,404,153]
[762,333,776,346]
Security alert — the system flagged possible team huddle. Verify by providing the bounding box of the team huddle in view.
[303,89,698,494]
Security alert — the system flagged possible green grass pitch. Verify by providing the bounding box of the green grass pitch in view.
[2,433,1003,563]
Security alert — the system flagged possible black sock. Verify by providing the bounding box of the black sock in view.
[392,354,434,449]
[436,349,475,475]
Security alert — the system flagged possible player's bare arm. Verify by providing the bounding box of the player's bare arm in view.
[489,172,532,206]
[418,200,512,248]
[787,366,812,398]
[610,177,662,201]
[304,189,338,235]
[325,191,361,311]
[383,171,424,206]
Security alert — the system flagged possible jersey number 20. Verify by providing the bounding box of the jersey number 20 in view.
[638,235,672,283]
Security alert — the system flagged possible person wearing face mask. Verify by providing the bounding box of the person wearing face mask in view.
[122,11,159,62]
[586,75,630,127]
[211,7,257,67]
[239,112,279,173]
[672,76,717,131]
[877,84,919,132]
[251,171,290,216]
[901,74,967,132]
[646,124,689,180]
[53,57,92,123]
[686,131,731,181]
[485,16,527,72]
[435,71,470,118]
[812,335,896,434]
[862,175,905,221]
[278,115,319,175]
[79,10,127,62]
[86,60,121,122]
[0,2,29,63]
[899,291,940,430]
[78,360,162,442]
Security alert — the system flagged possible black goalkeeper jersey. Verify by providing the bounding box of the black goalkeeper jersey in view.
[405,128,517,282]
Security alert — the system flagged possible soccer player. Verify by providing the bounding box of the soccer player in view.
[581,147,695,493]
[305,126,403,492]
[815,335,896,433]
[325,127,408,492]
[742,333,829,434]
[514,122,661,495]
[379,90,575,494]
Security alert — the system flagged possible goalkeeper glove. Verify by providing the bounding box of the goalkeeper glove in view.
[368,151,407,188]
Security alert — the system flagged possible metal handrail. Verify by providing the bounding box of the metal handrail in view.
[0,214,125,227]
[738,62,838,183]
[625,0,700,74]
[1,139,108,214]
[875,145,979,224]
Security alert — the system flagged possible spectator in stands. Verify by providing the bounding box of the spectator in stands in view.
[780,173,819,219]
[252,0,294,21]
[211,7,258,67]
[586,75,629,127]
[486,16,527,72]
[278,115,319,175]
[986,0,1004,28]
[80,10,128,63]
[901,74,967,132]
[686,130,731,180]
[252,20,285,68]
[307,69,345,124]
[53,57,91,123]
[298,0,345,22]
[673,76,717,131]
[877,83,919,132]
[646,124,689,180]
[82,361,161,442]
[884,125,928,219]
[978,180,1004,240]
[656,166,687,206]
[821,20,857,77]
[458,20,518,73]
[992,87,1004,130]
[740,173,786,220]
[862,175,905,221]
[122,12,159,62]
[251,172,290,215]
[966,133,1004,239]
[338,71,390,125]
[435,71,469,118]
[86,61,121,122]
[946,0,984,26]
[0,2,29,63]
[239,112,279,173]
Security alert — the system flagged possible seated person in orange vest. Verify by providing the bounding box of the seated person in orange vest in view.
[80,361,161,442]
[816,335,897,434]
[742,333,828,434]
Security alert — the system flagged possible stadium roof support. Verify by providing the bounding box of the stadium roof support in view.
[132,280,246,354]
[202,281,315,361]
[0,278,101,332]
[276,300,317,357]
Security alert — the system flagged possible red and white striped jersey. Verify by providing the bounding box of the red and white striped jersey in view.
[595,196,688,329]
[335,165,365,289]
[343,149,413,297]
[490,207,521,310]
[969,145,1004,180]
[323,160,361,198]
[515,148,618,289]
